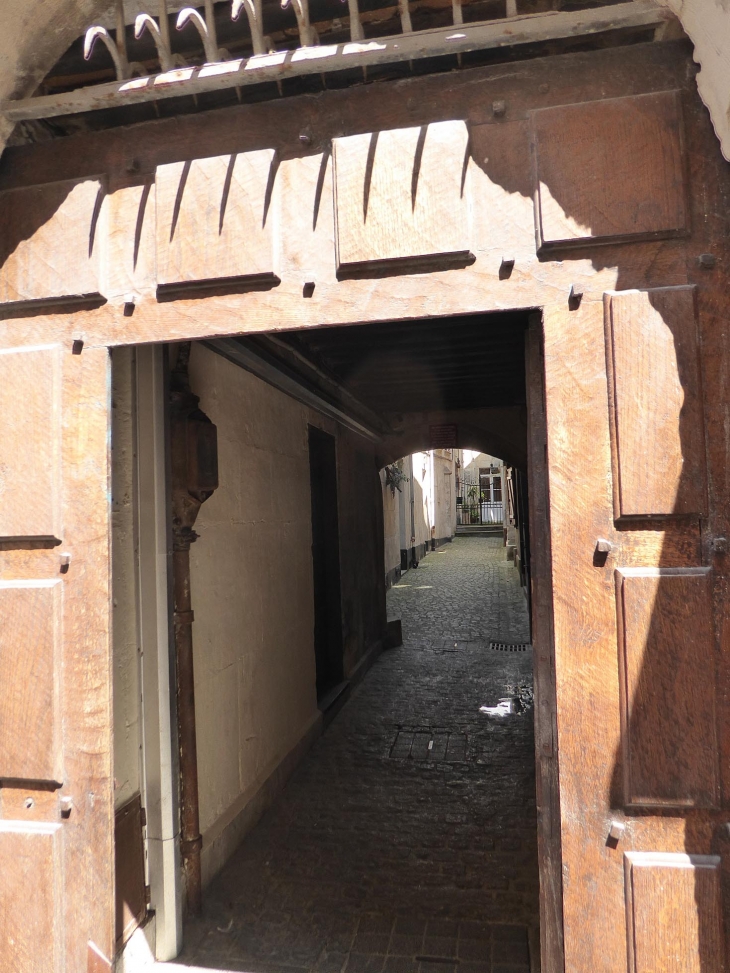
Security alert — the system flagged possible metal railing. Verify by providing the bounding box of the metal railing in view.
[1,1,669,122]
[83,0,523,80]
[457,498,503,526]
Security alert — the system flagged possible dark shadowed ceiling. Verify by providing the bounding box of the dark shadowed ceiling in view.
[275,310,529,415]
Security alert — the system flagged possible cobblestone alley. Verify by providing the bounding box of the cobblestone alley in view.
[176,536,539,972]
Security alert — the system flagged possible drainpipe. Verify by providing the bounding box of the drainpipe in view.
[409,455,416,567]
[169,343,218,916]
[430,450,436,551]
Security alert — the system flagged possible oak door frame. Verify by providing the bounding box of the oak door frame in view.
[525,313,564,973]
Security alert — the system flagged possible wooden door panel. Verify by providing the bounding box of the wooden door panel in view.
[332,120,472,277]
[624,852,724,973]
[0,344,61,540]
[605,286,707,521]
[545,281,726,971]
[0,344,113,973]
[0,580,62,782]
[156,150,279,296]
[533,91,687,250]
[0,180,104,309]
[616,567,718,809]
[0,821,63,972]
[542,301,626,973]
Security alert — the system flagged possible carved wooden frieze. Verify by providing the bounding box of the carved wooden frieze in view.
[533,90,687,250]
[332,120,473,278]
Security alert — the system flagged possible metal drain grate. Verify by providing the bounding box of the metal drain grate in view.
[390,728,468,762]
[489,641,531,652]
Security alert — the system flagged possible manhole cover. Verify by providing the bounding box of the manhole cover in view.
[489,641,531,652]
[390,728,468,762]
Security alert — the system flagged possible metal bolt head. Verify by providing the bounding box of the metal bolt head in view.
[299,130,312,145]
[492,99,507,117]
[713,536,728,554]
[568,285,583,310]
[698,253,716,270]
[499,257,515,280]
[606,820,625,848]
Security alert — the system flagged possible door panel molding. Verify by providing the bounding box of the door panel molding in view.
[624,852,724,973]
[615,566,719,809]
[604,286,707,522]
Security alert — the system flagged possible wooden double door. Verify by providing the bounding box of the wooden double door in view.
[0,42,729,973]
[531,286,730,972]
[0,341,113,972]
[0,295,725,973]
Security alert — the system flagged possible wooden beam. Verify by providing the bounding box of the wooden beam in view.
[205,338,384,443]
[1,1,669,122]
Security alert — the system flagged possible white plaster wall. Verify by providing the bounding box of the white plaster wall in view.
[658,0,730,161]
[187,344,320,854]
[462,451,502,478]
[111,346,142,810]
[383,450,456,574]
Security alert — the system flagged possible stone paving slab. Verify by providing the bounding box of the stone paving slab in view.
[176,537,538,973]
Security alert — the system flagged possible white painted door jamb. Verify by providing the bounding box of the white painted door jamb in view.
[135,345,183,961]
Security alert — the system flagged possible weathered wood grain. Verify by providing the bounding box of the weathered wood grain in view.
[542,297,626,972]
[0,580,62,782]
[0,47,695,345]
[604,286,707,520]
[333,121,471,277]
[59,345,114,972]
[624,852,724,973]
[617,525,701,567]
[616,567,718,808]
[525,317,564,973]
[156,150,279,295]
[533,90,687,250]
[0,822,63,973]
[0,344,115,973]
[0,179,103,308]
[114,794,147,946]
[0,344,61,540]
[101,181,156,302]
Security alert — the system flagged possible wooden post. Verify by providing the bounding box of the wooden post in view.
[169,343,218,915]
